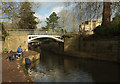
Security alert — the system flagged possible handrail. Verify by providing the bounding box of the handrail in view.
[7,29,80,35]
[7,29,47,31]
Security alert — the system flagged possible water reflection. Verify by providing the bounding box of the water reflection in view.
[30,51,120,82]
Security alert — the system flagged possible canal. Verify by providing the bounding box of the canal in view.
[29,50,120,82]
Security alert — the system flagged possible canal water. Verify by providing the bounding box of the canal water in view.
[29,51,120,82]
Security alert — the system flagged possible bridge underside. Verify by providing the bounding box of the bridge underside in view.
[28,37,64,43]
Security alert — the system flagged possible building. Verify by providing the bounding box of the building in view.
[79,19,101,35]
[0,23,2,38]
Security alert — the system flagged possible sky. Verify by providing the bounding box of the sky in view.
[2,1,118,32]
[34,2,80,32]
[1,2,79,32]
[34,2,66,28]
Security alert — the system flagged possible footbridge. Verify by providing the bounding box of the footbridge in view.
[5,29,80,52]
[7,29,80,44]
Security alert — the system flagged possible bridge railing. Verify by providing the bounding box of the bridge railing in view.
[7,29,34,34]
[7,29,80,35]
[7,29,63,35]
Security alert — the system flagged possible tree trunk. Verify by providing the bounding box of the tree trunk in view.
[102,2,111,27]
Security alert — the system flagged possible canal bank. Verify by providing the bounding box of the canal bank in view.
[64,50,120,63]
[29,50,120,82]
[2,50,40,83]
[64,35,120,63]
[33,35,120,63]
[38,40,120,63]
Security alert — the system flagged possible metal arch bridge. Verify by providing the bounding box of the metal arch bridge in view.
[28,35,64,43]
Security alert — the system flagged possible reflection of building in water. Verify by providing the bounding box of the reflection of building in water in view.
[79,19,101,35]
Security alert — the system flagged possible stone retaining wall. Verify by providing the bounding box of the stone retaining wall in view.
[79,39,120,62]
[3,34,28,52]
[64,35,79,52]
[64,35,120,62]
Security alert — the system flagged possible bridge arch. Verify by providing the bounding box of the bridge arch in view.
[28,35,64,43]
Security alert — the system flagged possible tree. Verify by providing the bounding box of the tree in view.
[41,27,49,31]
[58,9,69,34]
[2,2,20,21]
[0,23,8,40]
[101,2,111,26]
[72,2,119,27]
[45,12,60,31]
[19,2,38,29]
[112,13,120,25]
[1,2,41,22]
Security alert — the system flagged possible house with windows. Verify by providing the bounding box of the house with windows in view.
[79,19,101,35]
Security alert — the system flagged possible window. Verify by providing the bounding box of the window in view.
[93,23,96,28]
[85,21,89,25]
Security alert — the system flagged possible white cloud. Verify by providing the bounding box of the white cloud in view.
[34,13,49,28]
[34,3,77,28]
[34,6,65,28]
[51,6,64,14]
[35,13,49,22]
